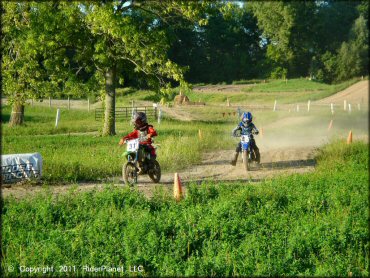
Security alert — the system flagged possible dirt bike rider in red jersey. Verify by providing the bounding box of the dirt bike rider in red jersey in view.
[119,112,157,173]
[230,111,261,166]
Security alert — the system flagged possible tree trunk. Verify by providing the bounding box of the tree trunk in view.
[102,67,116,136]
[9,102,25,126]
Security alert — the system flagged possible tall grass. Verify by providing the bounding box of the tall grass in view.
[2,110,234,182]
[2,141,368,276]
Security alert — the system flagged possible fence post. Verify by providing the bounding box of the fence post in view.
[68,96,70,110]
[344,100,347,111]
[49,97,51,108]
[158,108,161,124]
[296,104,300,112]
[348,103,351,114]
[155,107,158,120]
[55,109,61,128]
[273,100,277,112]
[307,100,311,112]
[331,103,334,115]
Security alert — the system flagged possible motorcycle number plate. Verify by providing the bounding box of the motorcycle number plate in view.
[240,135,249,143]
[127,139,140,152]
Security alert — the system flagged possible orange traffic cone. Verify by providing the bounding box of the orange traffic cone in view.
[328,120,333,131]
[346,130,352,144]
[174,173,183,201]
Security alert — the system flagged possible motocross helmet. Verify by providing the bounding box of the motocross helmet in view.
[241,112,252,124]
[132,112,147,130]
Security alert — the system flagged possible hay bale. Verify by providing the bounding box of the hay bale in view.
[174,94,190,105]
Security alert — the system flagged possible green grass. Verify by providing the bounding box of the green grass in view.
[2,140,368,276]
[1,106,101,136]
[180,78,362,105]
[239,78,362,104]
[2,105,235,182]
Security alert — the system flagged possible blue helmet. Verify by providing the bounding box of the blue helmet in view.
[241,112,252,124]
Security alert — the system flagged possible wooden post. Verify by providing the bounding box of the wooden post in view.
[348,103,351,114]
[154,106,158,120]
[307,100,311,112]
[344,100,347,111]
[55,109,61,128]
[158,108,161,124]
[273,100,277,112]
[331,103,334,115]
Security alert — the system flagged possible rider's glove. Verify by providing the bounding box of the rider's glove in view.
[118,138,126,145]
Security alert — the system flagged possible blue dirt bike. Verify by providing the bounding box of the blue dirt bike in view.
[239,132,259,171]
[122,138,161,186]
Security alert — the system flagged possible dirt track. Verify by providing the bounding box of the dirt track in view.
[315,80,369,105]
[2,139,318,199]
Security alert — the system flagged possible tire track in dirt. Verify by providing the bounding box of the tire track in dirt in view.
[2,146,317,199]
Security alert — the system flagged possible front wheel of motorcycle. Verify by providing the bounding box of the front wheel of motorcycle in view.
[148,160,161,183]
[242,150,250,172]
[123,162,137,186]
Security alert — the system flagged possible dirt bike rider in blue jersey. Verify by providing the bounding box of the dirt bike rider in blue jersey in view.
[230,111,261,166]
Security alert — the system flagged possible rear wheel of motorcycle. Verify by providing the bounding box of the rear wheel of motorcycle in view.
[123,162,137,186]
[242,151,250,171]
[148,160,161,183]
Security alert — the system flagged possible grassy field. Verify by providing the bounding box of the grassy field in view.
[99,78,364,107]
[2,105,236,182]
[182,78,363,105]
[2,140,368,276]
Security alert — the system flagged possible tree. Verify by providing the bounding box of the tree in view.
[336,15,368,81]
[2,2,95,126]
[168,2,264,83]
[2,1,209,133]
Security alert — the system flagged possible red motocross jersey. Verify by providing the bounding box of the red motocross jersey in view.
[121,125,157,145]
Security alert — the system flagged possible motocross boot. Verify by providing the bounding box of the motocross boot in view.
[254,148,261,164]
[230,152,239,166]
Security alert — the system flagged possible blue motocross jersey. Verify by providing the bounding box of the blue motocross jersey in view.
[232,122,259,136]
